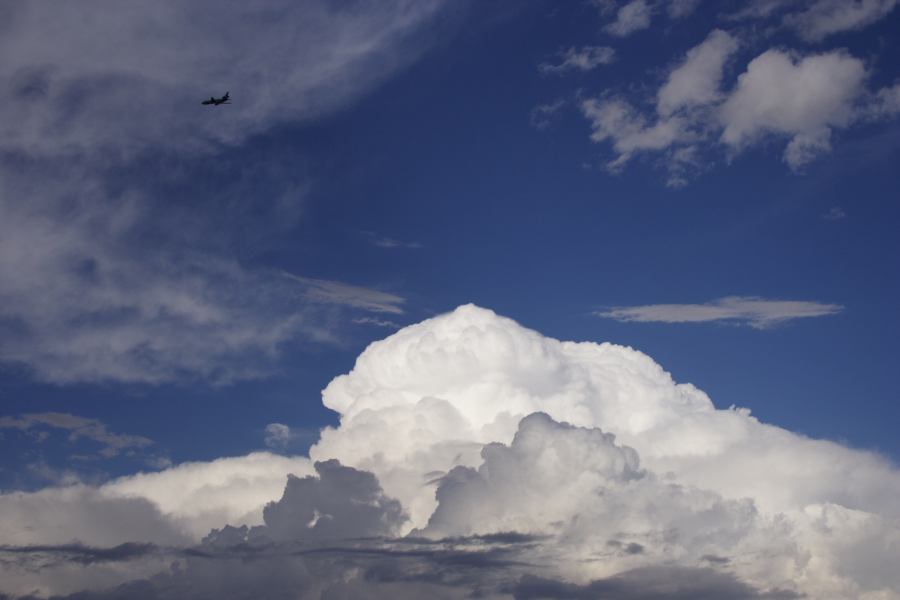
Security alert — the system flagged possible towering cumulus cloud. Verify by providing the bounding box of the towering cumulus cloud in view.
[2,305,899,598]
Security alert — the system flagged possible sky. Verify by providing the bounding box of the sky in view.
[1,0,899,598]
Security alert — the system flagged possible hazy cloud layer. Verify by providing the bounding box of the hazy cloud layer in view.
[594,296,844,328]
[1,306,899,598]
[0,0,446,383]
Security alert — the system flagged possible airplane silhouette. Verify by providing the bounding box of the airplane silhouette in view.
[202,92,230,106]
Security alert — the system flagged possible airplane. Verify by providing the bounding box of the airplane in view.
[201,92,230,106]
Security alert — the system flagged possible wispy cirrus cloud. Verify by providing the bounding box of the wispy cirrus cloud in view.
[358,230,422,249]
[288,275,406,315]
[0,0,450,385]
[0,413,152,458]
[538,46,615,74]
[594,296,844,328]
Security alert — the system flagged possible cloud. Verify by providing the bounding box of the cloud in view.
[605,0,654,37]
[353,316,403,329]
[0,413,152,459]
[581,98,686,171]
[667,0,703,18]
[0,1,450,159]
[822,206,847,220]
[580,29,737,179]
[786,0,899,41]
[263,423,293,450]
[577,26,900,181]
[657,30,739,118]
[719,49,867,169]
[261,459,407,542]
[3,306,900,599]
[288,275,406,315]
[594,296,844,328]
[530,99,567,130]
[359,230,423,249]
[539,46,616,74]
[0,0,446,384]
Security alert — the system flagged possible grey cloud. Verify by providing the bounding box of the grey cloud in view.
[261,459,407,542]
[786,0,899,41]
[595,296,844,328]
[605,0,654,37]
[822,206,846,221]
[539,47,616,74]
[0,0,443,384]
[359,231,423,250]
[0,0,451,159]
[509,567,801,600]
[0,413,151,458]
[573,16,900,182]
[530,100,566,130]
[287,275,406,315]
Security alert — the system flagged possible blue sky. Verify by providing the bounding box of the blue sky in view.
[2,2,900,598]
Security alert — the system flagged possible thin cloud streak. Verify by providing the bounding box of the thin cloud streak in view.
[594,296,844,328]
[0,413,152,458]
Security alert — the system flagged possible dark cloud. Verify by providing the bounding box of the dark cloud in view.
[509,567,802,600]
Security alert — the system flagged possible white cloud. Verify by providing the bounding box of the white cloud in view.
[657,30,739,118]
[581,98,686,170]
[787,0,899,42]
[595,296,844,327]
[719,49,867,169]
[539,46,616,74]
[605,0,654,37]
[4,305,900,599]
[580,30,736,177]
[579,34,889,180]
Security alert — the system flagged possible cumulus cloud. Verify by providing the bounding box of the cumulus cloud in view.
[605,0,654,37]
[0,0,446,384]
[578,24,900,181]
[539,46,616,74]
[594,296,844,328]
[719,49,867,169]
[580,30,736,178]
[657,30,739,118]
[3,306,900,598]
